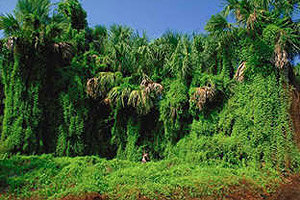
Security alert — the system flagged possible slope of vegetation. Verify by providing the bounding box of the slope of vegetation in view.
[0,0,299,199]
[0,155,283,200]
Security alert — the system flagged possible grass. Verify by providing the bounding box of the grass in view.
[0,154,284,200]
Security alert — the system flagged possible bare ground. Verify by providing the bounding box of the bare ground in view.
[58,175,300,200]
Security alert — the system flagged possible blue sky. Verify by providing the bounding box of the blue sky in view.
[0,0,224,38]
[81,0,224,38]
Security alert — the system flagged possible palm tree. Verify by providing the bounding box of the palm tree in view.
[0,0,71,57]
[58,0,87,31]
[223,0,260,30]
[87,71,162,115]
[0,0,72,154]
[88,25,108,54]
[106,25,136,75]
[219,0,299,80]
[205,13,237,78]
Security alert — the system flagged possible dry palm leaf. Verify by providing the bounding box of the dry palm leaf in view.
[86,77,100,98]
[128,89,152,115]
[247,10,257,30]
[190,85,216,111]
[234,61,246,82]
[140,77,163,95]
[103,98,111,105]
[275,43,288,69]
[105,86,132,108]
[86,72,123,99]
[235,8,242,22]
[53,42,73,60]
[125,77,163,114]
[6,37,16,50]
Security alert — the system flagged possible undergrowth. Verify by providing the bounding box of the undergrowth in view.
[0,154,284,200]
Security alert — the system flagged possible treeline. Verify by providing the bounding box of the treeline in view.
[0,0,299,169]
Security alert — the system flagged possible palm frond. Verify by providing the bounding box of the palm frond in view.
[222,0,238,15]
[205,14,234,35]
[234,61,246,81]
[0,14,20,36]
[106,85,132,108]
[53,42,73,60]
[86,72,123,99]
[46,13,68,38]
[190,85,216,111]
[274,43,289,69]
[109,24,133,44]
[106,86,121,105]
[140,76,163,95]
[246,10,258,30]
[15,0,50,23]
[128,89,153,115]
[86,77,100,99]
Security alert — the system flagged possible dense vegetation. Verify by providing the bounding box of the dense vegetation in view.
[0,0,299,199]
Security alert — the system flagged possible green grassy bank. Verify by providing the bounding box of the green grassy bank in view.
[0,154,289,200]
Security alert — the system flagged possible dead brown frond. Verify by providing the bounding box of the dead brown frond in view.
[6,37,16,50]
[140,77,163,95]
[235,8,242,22]
[86,77,100,98]
[128,89,141,108]
[234,61,246,82]
[120,76,163,115]
[190,85,216,111]
[128,89,153,115]
[103,98,111,105]
[275,43,288,69]
[247,10,257,30]
[89,54,102,66]
[86,72,123,99]
[91,54,98,59]
[53,42,73,60]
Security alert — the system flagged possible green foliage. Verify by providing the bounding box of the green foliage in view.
[120,118,142,161]
[295,63,300,76]
[0,0,298,160]
[56,93,85,156]
[0,0,300,198]
[159,79,189,145]
[58,0,87,31]
[174,73,300,170]
[0,0,75,154]
[0,155,284,200]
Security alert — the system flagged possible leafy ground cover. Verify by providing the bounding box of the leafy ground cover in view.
[0,154,295,200]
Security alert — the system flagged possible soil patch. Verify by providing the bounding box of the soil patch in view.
[60,193,108,200]
[290,87,300,148]
[224,179,269,200]
[268,175,300,200]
